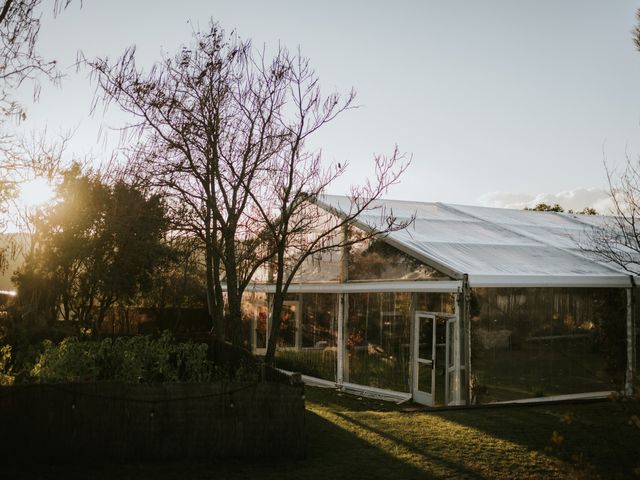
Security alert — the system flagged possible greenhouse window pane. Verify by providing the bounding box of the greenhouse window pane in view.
[470,287,626,404]
[275,294,338,382]
[346,292,412,393]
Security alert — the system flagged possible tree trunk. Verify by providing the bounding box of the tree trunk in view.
[264,246,287,365]
[223,231,243,347]
[212,249,225,334]
[205,226,225,341]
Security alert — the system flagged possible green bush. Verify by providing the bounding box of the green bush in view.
[30,332,215,383]
[0,344,15,385]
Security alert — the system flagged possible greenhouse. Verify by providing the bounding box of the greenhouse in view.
[241,196,638,406]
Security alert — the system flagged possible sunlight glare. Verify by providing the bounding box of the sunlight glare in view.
[18,177,55,209]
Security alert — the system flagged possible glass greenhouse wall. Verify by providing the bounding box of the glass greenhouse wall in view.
[345,292,413,392]
[260,293,339,383]
[347,237,449,281]
[242,289,463,403]
[235,196,640,405]
[241,285,631,406]
[470,288,627,403]
[237,194,639,406]
[241,292,267,350]
[342,292,456,394]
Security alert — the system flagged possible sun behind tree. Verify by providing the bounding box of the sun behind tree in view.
[17,177,56,210]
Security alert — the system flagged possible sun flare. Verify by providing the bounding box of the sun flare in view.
[18,177,56,209]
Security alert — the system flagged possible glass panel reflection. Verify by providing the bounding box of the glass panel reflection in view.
[241,292,267,350]
[255,304,268,349]
[418,316,433,360]
[470,288,627,404]
[418,362,432,394]
[347,292,412,392]
[348,233,450,281]
[447,320,455,369]
[415,292,456,314]
[278,303,297,347]
[274,294,338,382]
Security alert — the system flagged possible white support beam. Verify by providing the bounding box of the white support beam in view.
[243,280,462,294]
[337,293,345,385]
[468,274,632,288]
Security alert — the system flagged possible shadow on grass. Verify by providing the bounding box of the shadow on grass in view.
[332,410,485,479]
[5,410,432,480]
[304,385,405,412]
[428,400,640,479]
[306,387,640,479]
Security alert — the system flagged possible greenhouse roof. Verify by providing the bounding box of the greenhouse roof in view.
[317,195,636,288]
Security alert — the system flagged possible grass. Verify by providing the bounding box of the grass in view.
[8,386,640,479]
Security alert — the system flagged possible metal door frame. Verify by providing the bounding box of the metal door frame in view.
[412,312,436,405]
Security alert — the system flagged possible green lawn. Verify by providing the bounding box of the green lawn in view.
[10,387,640,479]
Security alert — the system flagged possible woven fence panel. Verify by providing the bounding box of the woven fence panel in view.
[0,382,305,462]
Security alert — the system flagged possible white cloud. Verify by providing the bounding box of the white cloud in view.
[477,191,534,210]
[478,188,614,213]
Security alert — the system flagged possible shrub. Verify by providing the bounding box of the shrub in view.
[0,344,14,385]
[30,332,215,383]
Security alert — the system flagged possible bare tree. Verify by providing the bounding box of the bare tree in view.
[0,0,77,267]
[88,25,297,344]
[584,160,640,274]
[0,0,67,110]
[89,23,411,352]
[252,114,410,363]
[0,0,78,130]
[262,181,412,364]
[591,9,640,272]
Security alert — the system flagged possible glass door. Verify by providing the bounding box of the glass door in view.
[414,311,458,406]
[413,313,436,405]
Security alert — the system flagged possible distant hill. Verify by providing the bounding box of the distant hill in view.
[0,233,30,292]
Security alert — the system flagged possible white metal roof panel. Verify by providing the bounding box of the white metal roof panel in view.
[317,195,634,287]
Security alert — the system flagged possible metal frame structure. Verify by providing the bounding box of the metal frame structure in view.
[239,196,638,406]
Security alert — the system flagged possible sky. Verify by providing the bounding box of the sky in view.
[11,0,640,211]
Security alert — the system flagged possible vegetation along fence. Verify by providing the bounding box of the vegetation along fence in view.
[0,380,305,462]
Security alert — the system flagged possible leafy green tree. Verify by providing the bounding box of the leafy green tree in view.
[524,204,598,215]
[576,207,597,215]
[13,165,171,333]
[0,344,14,384]
[525,203,565,212]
